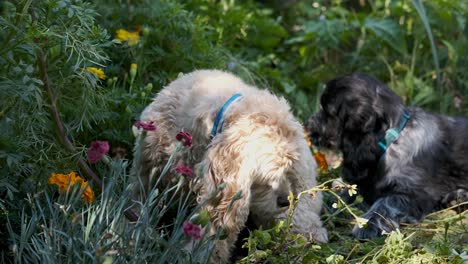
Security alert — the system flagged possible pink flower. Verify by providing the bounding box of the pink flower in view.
[87,141,110,164]
[183,221,202,240]
[134,121,156,131]
[175,164,194,179]
[176,131,192,147]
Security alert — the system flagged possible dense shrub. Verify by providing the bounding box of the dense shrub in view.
[1,0,467,263]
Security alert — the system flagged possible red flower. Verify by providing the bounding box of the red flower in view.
[175,164,194,179]
[176,131,192,147]
[183,221,202,240]
[134,120,156,131]
[87,141,110,164]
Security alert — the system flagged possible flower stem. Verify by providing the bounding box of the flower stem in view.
[160,142,182,178]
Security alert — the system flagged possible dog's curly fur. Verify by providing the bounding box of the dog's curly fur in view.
[307,73,468,239]
[132,70,327,262]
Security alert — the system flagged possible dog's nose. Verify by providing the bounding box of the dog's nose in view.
[277,196,290,207]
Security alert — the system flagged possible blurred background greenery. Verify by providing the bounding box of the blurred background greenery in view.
[1,0,467,262]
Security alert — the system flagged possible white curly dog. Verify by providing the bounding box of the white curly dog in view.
[132,70,327,262]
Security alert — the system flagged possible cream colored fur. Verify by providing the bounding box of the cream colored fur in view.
[132,70,327,263]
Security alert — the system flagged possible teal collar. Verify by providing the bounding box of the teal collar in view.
[378,110,411,154]
[211,93,243,138]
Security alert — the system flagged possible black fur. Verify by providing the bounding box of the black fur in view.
[307,73,468,239]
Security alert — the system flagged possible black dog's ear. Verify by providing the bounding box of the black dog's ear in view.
[321,78,346,116]
[325,73,384,133]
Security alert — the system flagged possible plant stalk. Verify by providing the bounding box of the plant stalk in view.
[36,47,138,222]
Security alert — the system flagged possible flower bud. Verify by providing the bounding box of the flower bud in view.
[145,83,153,92]
[142,27,150,36]
[130,63,138,79]
[190,209,210,226]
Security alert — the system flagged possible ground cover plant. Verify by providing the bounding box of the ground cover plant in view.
[1,0,467,263]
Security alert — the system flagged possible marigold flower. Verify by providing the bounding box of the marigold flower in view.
[85,67,106,80]
[134,120,157,131]
[176,131,193,147]
[183,221,202,240]
[304,129,328,170]
[175,164,194,179]
[115,29,140,46]
[314,151,328,171]
[87,140,110,164]
[48,172,94,204]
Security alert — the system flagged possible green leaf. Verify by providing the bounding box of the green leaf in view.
[411,0,441,88]
[364,17,407,55]
[303,19,349,48]
[281,80,296,94]
[253,230,272,245]
[326,254,345,264]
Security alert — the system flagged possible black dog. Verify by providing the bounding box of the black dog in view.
[307,73,468,239]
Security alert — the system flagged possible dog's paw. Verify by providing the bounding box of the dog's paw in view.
[291,223,328,243]
[352,223,382,240]
[352,217,397,240]
[312,226,329,243]
[440,189,468,211]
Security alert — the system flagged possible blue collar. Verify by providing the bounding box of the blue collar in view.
[211,93,243,138]
[378,110,411,154]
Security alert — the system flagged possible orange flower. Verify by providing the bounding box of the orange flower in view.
[48,172,94,204]
[304,128,328,170]
[314,151,328,171]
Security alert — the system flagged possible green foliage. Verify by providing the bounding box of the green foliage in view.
[88,0,230,148]
[239,220,324,263]
[0,0,112,252]
[6,156,216,263]
[0,0,109,176]
[370,230,413,263]
[1,0,468,263]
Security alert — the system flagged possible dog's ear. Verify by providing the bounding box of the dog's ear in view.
[193,133,252,260]
[320,78,345,117]
[325,73,386,133]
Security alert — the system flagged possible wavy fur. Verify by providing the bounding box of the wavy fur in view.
[133,70,327,262]
[307,73,468,239]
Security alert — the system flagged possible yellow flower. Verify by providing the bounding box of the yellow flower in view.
[86,67,106,80]
[115,29,140,46]
[48,172,94,204]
